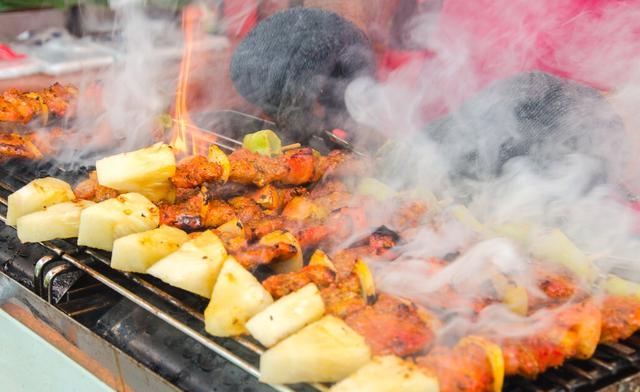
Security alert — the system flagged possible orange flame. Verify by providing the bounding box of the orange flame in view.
[170,5,217,157]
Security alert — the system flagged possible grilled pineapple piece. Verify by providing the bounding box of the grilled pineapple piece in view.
[246,283,325,347]
[95,142,176,202]
[258,230,303,273]
[204,256,273,337]
[146,230,227,298]
[259,315,371,384]
[77,192,159,251]
[6,177,76,226]
[330,355,439,392]
[16,200,95,243]
[529,229,598,281]
[604,274,640,298]
[207,144,230,182]
[111,225,189,273]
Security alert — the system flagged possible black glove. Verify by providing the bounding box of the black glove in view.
[230,8,376,143]
[423,71,629,186]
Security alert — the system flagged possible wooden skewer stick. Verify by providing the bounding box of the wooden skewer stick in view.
[281,143,302,151]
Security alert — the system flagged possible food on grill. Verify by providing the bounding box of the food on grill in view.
[600,276,640,342]
[11,128,640,391]
[527,228,598,281]
[246,283,325,347]
[0,132,44,161]
[242,129,282,156]
[0,83,77,124]
[495,299,601,378]
[259,315,372,384]
[256,229,303,273]
[74,171,120,202]
[6,177,76,226]
[16,199,95,243]
[146,230,227,298]
[330,355,438,392]
[95,142,176,202]
[204,255,274,337]
[600,295,640,343]
[110,225,189,273]
[343,293,435,358]
[77,192,159,251]
[416,336,504,392]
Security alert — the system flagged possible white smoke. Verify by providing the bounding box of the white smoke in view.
[346,0,640,342]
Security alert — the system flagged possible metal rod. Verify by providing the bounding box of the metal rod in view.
[173,120,243,146]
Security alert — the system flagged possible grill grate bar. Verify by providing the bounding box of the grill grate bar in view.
[589,357,617,373]
[562,364,598,383]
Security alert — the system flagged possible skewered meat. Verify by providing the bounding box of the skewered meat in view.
[599,295,640,343]
[262,264,337,298]
[497,299,601,378]
[74,171,120,202]
[0,132,43,160]
[416,337,500,392]
[0,83,77,124]
[172,155,224,188]
[344,293,435,357]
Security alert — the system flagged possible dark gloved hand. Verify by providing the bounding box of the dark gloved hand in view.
[423,71,630,187]
[230,8,376,144]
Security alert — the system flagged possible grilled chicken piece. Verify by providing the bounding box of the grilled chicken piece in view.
[599,295,640,343]
[498,299,601,378]
[202,199,237,228]
[320,278,368,319]
[74,171,120,202]
[227,147,370,188]
[312,149,372,181]
[416,337,500,392]
[0,83,77,124]
[344,293,435,357]
[159,193,204,231]
[262,264,337,298]
[0,132,43,160]
[228,148,288,187]
[172,155,224,188]
[232,241,298,271]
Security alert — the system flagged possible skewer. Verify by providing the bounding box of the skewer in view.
[172,119,244,147]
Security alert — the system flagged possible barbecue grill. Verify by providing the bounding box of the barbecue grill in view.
[2,127,640,392]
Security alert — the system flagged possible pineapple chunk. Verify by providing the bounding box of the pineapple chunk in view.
[146,230,227,298]
[111,225,189,273]
[77,192,159,251]
[246,283,325,347]
[604,275,640,298]
[258,230,303,273]
[330,355,438,392]
[207,144,230,182]
[16,200,95,243]
[204,256,273,337]
[259,315,371,384]
[96,142,176,202]
[529,229,598,281]
[6,177,75,227]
